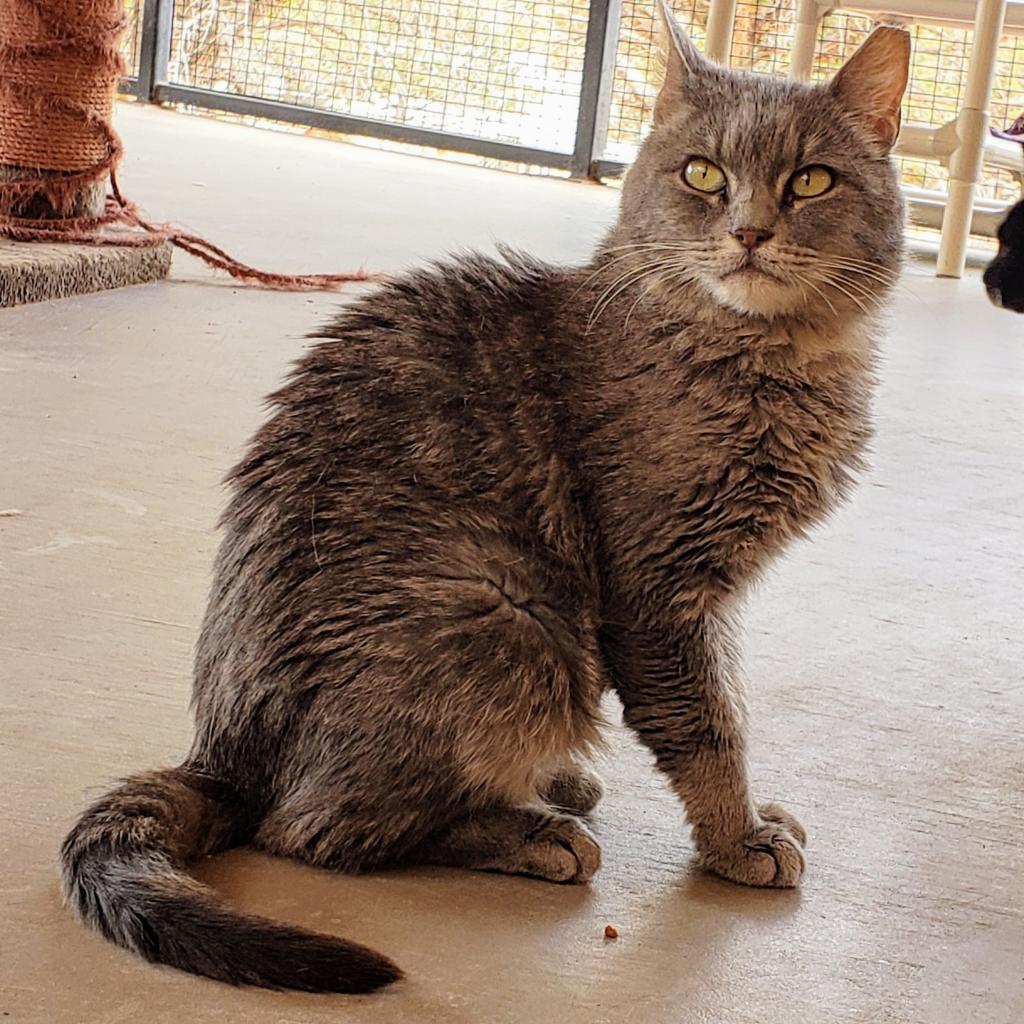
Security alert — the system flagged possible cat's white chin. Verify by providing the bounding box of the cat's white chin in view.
[706,272,807,320]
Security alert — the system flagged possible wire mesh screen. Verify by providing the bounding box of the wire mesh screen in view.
[603,2,1024,205]
[730,0,794,73]
[812,13,1024,203]
[605,0,705,162]
[993,29,1024,130]
[121,0,143,79]
[122,0,1024,206]
[167,0,590,153]
[604,0,796,162]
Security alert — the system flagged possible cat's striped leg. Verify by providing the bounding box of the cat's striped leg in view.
[610,613,806,888]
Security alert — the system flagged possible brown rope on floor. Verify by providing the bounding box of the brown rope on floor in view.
[0,0,378,291]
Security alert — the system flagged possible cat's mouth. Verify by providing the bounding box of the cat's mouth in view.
[707,254,807,319]
[722,256,781,281]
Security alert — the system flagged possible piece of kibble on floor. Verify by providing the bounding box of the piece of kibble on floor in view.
[604,924,619,940]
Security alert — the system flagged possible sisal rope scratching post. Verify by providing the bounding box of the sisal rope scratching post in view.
[0,0,171,307]
[1,0,376,308]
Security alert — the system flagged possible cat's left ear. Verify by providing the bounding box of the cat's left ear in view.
[654,1,714,125]
[829,26,911,151]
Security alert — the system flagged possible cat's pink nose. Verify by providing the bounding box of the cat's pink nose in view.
[732,227,774,250]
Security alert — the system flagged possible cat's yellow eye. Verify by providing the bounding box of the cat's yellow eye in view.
[789,165,834,199]
[682,158,727,194]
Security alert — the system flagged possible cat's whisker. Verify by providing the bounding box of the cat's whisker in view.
[817,272,879,316]
[782,251,916,305]
[817,254,898,271]
[812,258,901,285]
[572,247,699,302]
[781,251,896,278]
[591,256,701,330]
[620,265,680,329]
[832,281,882,309]
[789,270,838,318]
[623,263,696,330]
[829,274,888,303]
[792,276,814,313]
[805,263,884,295]
[791,259,909,301]
[812,257,935,309]
[819,268,913,303]
[581,258,662,310]
[590,256,681,306]
[589,267,679,331]
[587,258,685,332]
[623,280,658,331]
[777,245,898,273]
[572,256,646,300]
[777,246,900,279]
[602,242,707,254]
[814,267,898,290]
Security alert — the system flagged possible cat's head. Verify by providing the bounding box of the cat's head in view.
[983,199,1024,312]
[614,6,909,322]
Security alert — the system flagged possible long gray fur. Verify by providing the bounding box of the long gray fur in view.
[60,13,910,993]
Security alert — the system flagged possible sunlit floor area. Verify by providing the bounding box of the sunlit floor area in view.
[2,104,1022,1024]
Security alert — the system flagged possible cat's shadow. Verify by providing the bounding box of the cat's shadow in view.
[193,841,802,935]
[192,841,801,1012]
[193,844,599,933]
[671,868,802,916]
[192,845,600,1013]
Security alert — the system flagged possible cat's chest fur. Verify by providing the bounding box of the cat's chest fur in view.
[592,319,873,611]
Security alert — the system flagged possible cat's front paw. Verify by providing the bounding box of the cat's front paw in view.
[700,802,806,888]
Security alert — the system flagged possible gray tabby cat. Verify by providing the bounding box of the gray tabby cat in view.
[61,8,910,994]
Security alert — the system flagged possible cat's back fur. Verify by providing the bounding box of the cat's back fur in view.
[197,253,609,830]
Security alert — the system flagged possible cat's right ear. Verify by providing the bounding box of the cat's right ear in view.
[654,2,713,125]
[828,26,911,151]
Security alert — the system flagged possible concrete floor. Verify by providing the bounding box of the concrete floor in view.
[1,104,1023,1024]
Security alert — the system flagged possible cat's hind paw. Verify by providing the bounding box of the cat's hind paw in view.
[541,766,604,816]
[517,815,602,883]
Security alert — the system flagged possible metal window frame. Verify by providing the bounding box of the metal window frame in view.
[129,0,622,179]
[136,0,173,102]
[571,0,622,178]
[122,0,1013,254]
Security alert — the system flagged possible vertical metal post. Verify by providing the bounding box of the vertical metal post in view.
[570,0,622,179]
[704,0,737,65]
[936,0,1007,277]
[137,0,173,103]
[791,0,829,81]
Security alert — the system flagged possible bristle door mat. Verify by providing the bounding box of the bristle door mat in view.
[0,238,171,307]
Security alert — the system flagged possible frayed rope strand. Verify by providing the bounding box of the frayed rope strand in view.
[1,174,381,290]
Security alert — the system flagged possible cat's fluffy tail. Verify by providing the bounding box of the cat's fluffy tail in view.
[59,766,401,993]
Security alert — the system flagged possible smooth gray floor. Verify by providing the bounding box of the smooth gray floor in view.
[2,104,1022,1024]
